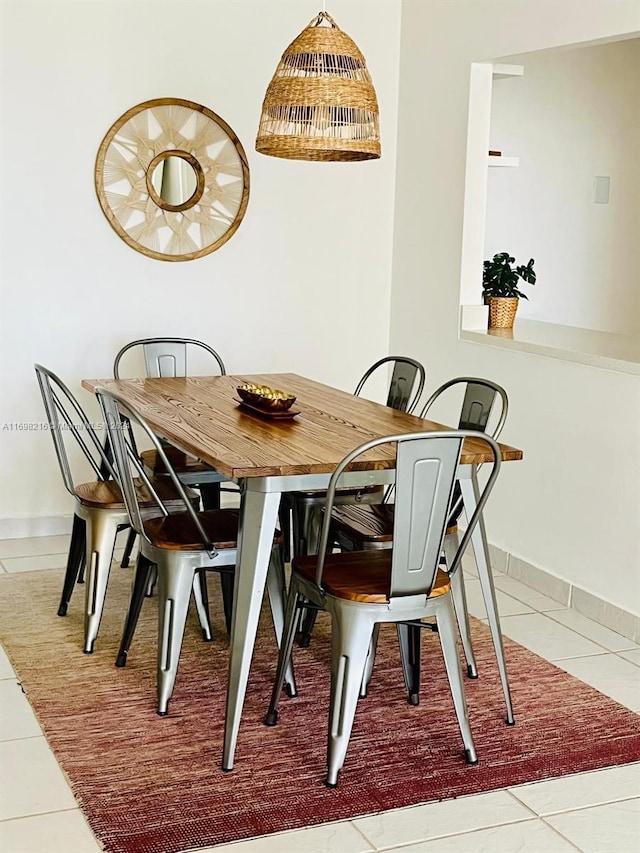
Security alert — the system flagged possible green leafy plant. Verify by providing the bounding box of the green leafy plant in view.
[482,252,536,300]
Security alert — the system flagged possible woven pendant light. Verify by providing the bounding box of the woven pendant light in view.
[256,10,381,162]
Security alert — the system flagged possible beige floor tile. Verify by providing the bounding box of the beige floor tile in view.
[556,653,640,712]
[0,646,15,680]
[493,576,568,612]
[0,680,42,741]
[0,536,71,560]
[1,548,128,575]
[619,648,640,667]
[499,612,605,660]
[0,738,77,820]
[509,763,640,815]
[0,809,101,853]
[386,818,576,851]
[354,790,532,849]
[1,554,69,574]
[195,821,374,853]
[463,577,534,619]
[547,609,639,653]
[546,798,640,852]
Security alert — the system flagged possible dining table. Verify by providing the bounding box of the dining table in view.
[82,372,523,770]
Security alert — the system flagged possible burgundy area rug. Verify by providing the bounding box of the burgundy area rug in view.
[1,567,639,853]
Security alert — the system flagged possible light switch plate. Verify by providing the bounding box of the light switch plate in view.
[593,175,610,204]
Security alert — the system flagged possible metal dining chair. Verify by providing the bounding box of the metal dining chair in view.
[113,337,238,629]
[34,364,209,654]
[96,385,295,715]
[285,355,426,647]
[266,429,502,788]
[330,377,514,723]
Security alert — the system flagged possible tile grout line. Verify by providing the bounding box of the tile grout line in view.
[543,609,640,653]
[538,815,585,851]
[370,817,541,851]
[507,772,640,816]
[1,734,50,745]
[0,805,85,824]
[349,819,380,851]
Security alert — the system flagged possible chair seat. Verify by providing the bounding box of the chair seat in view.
[145,508,284,552]
[141,448,213,475]
[293,550,450,603]
[74,479,197,511]
[331,503,458,545]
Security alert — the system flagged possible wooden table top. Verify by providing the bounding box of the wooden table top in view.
[82,374,523,479]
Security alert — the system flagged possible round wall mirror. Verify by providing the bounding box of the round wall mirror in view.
[95,98,250,262]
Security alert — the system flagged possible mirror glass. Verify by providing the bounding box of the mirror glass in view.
[150,155,198,207]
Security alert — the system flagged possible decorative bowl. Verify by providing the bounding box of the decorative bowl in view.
[236,384,297,411]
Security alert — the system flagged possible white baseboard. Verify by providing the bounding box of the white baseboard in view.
[0,489,240,540]
[0,515,74,540]
[489,544,640,644]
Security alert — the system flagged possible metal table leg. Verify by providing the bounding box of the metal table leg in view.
[222,481,281,770]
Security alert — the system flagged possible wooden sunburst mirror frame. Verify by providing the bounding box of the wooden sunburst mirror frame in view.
[95,98,250,262]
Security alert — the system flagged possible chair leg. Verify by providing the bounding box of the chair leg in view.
[305,505,323,555]
[444,530,478,679]
[278,503,291,564]
[359,623,380,698]
[156,558,196,715]
[449,570,478,679]
[436,594,477,764]
[290,499,312,559]
[460,475,514,724]
[191,569,213,641]
[397,623,422,705]
[265,579,303,726]
[120,528,137,568]
[326,607,374,787]
[265,550,297,697]
[298,606,318,648]
[58,513,86,616]
[199,482,221,510]
[291,500,323,647]
[145,564,158,597]
[116,554,154,667]
[219,572,235,635]
[83,512,121,654]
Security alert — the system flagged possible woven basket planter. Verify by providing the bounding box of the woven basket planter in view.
[256,11,380,162]
[488,297,519,329]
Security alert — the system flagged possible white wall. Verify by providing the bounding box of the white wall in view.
[486,38,640,334]
[392,1,640,615]
[0,0,401,530]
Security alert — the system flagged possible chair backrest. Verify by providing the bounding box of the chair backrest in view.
[113,337,226,379]
[354,356,426,414]
[420,377,508,439]
[95,386,217,558]
[316,430,501,599]
[34,364,117,496]
[418,377,508,521]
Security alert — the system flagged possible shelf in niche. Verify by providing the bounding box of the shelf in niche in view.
[459,317,640,376]
[488,155,519,167]
[492,63,524,79]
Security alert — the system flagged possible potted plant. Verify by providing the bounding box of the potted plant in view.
[482,252,536,329]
